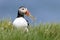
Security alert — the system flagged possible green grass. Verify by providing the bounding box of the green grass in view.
[0,19,60,40]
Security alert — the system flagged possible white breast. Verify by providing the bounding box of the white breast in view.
[13,17,28,28]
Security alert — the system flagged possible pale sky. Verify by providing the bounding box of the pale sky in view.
[0,0,60,24]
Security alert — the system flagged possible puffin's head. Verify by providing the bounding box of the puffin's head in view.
[18,6,30,16]
[18,6,35,21]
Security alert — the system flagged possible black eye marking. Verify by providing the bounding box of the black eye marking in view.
[22,8,24,10]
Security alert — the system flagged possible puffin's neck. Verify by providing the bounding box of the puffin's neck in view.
[17,11,24,18]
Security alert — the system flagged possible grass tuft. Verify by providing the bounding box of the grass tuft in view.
[0,19,60,40]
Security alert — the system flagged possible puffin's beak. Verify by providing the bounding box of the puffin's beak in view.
[25,10,30,16]
[25,10,35,21]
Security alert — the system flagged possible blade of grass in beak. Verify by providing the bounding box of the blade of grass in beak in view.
[29,15,36,21]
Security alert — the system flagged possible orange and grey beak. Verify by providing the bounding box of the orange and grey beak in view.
[25,10,35,21]
[25,10,30,16]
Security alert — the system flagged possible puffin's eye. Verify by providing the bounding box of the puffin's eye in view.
[22,8,24,10]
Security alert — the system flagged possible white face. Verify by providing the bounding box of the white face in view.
[19,7,27,13]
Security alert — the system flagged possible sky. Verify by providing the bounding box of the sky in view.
[0,0,60,24]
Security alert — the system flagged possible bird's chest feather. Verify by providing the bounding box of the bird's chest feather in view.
[13,17,28,27]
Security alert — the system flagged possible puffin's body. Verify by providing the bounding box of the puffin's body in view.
[13,6,30,32]
[13,17,28,28]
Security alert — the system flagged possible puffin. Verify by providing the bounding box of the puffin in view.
[13,6,35,32]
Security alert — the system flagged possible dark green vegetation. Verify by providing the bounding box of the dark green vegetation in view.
[0,19,60,40]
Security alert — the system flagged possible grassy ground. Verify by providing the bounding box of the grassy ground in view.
[0,19,60,40]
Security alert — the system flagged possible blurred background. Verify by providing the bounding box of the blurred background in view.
[0,0,60,24]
